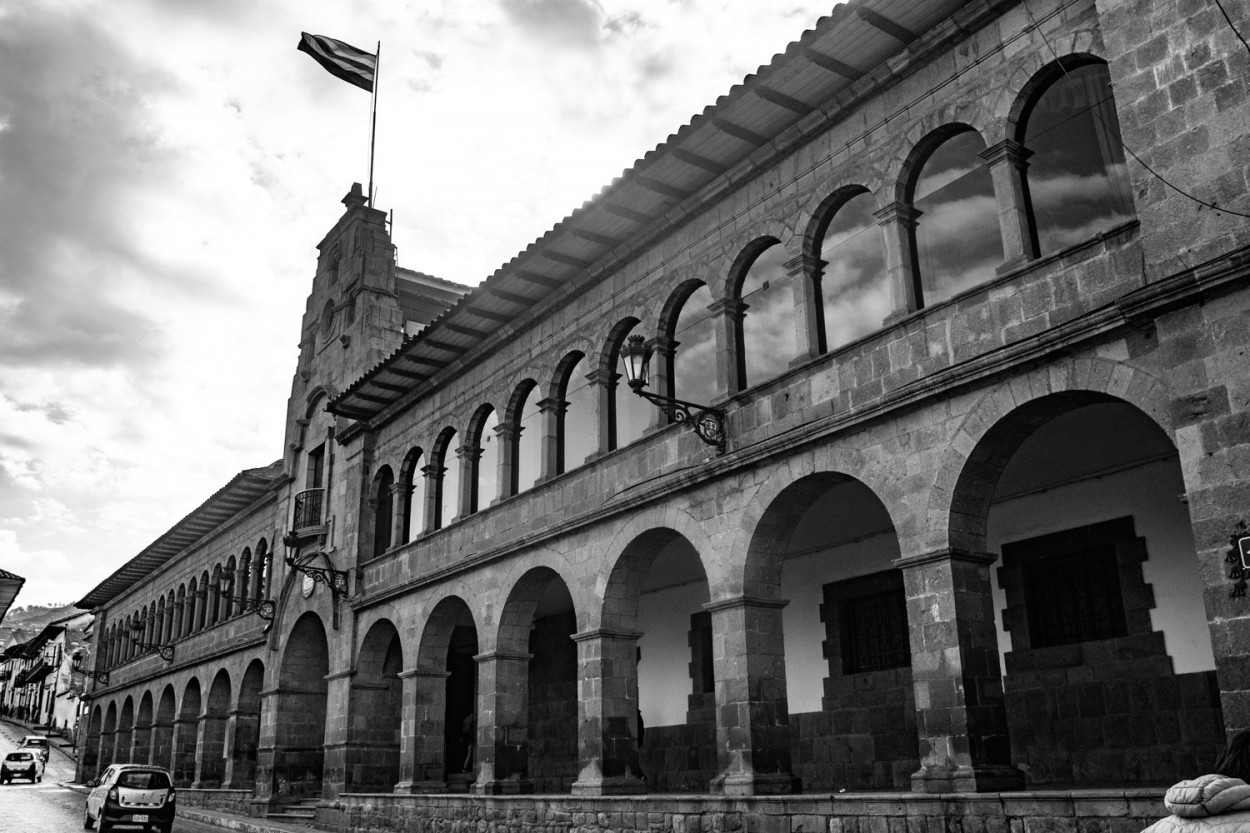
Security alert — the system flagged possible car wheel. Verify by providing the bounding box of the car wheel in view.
[83,807,95,829]
[98,819,112,833]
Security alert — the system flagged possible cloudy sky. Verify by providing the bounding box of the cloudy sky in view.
[0,0,837,608]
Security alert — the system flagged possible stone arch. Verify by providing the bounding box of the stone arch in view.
[886,109,1001,202]
[199,668,231,786]
[347,618,404,791]
[253,538,271,601]
[929,358,1172,554]
[504,377,542,496]
[184,579,197,637]
[153,684,177,774]
[431,425,459,529]
[413,595,480,787]
[210,563,223,626]
[101,701,118,770]
[801,184,876,257]
[224,554,238,618]
[551,349,596,475]
[601,316,652,451]
[1006,51,1109,136]
[369,464,395,558]
[134,690,154,765]
[117,696,135,763]
[84,704,104,777]
[397,445,424,543]
[600,505,720,609]
[232,659,264,788]
[173,677,201,785]
[465,402,499,513]
[276,612,330,798]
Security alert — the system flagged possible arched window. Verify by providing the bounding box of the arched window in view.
[469,406,499,513]
[175,585,186,640]
[908,127,1002,308]
[434,428,459,529]
[238,550,252,614]
[254,539,271,601]
[555,352,595,474]
[1019,59,1132,256]
[371,465,395,558]
[185,580,197,638]
[224,555,237,618]
[210,565,223,626]
[156,597,167,645]
[816,189,890,351]
[735,239,798,389]
[509,381,542,495]
[198,571,210,630]
[667,282,720,406]
[610,321,652,450]
[398,448,424,543]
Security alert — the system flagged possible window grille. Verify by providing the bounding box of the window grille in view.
[841,589,910,674]
[1024,545,1127,648]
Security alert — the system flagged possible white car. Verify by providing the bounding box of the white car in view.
[1,750,44,784]
[84,764,175,833]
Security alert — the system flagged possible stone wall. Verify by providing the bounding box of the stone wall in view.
[311,790,1168,833]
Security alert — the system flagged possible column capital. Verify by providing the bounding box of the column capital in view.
[707,298,747,319]
[874,201,921,228]
[398,668,450,679]
[703,595,789,614]
[978,138,1033,168]
[421,463,446,479]
[584,367,618,388]
[894,547,997,570]
[570,628,643,643]
[783,252,826,279]
[473,650,532,663]
[536,396,568,416]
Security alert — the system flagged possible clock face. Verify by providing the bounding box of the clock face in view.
[302,573,316,598]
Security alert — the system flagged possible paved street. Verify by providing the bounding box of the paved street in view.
[0,722,242,833]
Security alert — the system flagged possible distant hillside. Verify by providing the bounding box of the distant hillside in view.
[0,603,80,648]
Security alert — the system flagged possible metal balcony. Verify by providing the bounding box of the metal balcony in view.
[292,488,325,531]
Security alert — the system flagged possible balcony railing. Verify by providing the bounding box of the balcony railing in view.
[292,488,325,531]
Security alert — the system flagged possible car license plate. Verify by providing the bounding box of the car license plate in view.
[131,815,149,823]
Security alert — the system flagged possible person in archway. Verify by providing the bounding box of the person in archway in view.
[1142,731,1250,833]
[461,711,476,773]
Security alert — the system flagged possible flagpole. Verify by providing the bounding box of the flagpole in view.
[367,41,381,207]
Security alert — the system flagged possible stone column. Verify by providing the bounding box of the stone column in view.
[536,397,565,482]
[649,334,675,416]
[785,253,827,362]
[420,463,442,531]
[456,444,477,516]
[131,720,152,765]
[224,707,261,789]
[395,668,451,793]
[874,202,921,318]
[251,689,280,807]
[493,420,515,500]
[897,548,1023,792]
[190,711,212,788]
[393,482,416,546]
[980,139,1037,274]
[471,650,533,795]
[151,718,175,773]
[98,730,115,771]
[171,716,198,787]
[708,299,747,400]
[706,596,797,795]
[322,669,353,798]
[587,367,618,456]
[571,629,646,796]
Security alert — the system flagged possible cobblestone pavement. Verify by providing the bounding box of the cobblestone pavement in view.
[0,721,277,833]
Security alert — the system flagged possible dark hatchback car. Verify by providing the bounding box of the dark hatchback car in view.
[84,764,175,833]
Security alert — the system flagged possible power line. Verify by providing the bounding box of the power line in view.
[1212,0,1250,59]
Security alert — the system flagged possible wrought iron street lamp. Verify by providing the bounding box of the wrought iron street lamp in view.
[217,568,276,621]
[281,535,352,597]
[70,651,109,687]
[619,334,727,453]
[128,621,175,662]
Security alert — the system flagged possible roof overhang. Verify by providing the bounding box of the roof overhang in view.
[0,569,24,627]
[75,462,283,610]
[329,0,976,422]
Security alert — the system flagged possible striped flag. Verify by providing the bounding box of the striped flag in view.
[297,32,376,93]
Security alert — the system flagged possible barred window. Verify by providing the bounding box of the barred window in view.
[1024,546,1127,648]
[841,588,910,674]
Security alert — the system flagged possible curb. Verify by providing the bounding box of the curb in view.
[178,807,309,833]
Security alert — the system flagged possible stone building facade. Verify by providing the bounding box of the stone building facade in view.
[77,0,1250,831]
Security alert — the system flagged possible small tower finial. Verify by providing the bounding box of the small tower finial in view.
[342,183,367,209]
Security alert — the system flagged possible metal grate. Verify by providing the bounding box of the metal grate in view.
[1024,545,1127,648]
[842,589,910,673]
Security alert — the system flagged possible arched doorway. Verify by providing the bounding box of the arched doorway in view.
[84,706,104,777]
[347,620,403,791]
[152,686,176,773]
[230,660,264,788]
[746,472,914,791]
[275,613,330,798]
[116,697,135,764]
[482,567,578,793]
[952,394,1222,785]
[412,596,478,792]
[174,679,201,786]
[134,691,154,765]
[199,669,231,787]
[601,528,712,793]
[101,702,118,770]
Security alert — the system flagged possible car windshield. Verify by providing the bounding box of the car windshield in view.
[5,752,32,761]
[22,738,48,747]
[117,771,171,789]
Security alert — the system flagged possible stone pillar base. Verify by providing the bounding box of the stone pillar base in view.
[571,775,647,796]
[711,772,799,796]
[911,765,1025,793]
[472,778,534,795]
[393,779,448,794]
[220,779,255,790]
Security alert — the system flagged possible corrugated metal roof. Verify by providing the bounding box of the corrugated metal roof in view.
[74,461,283,610]
[329,0,973,422]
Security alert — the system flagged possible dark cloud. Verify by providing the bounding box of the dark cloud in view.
[0,8,170,368]
[501,0,604,49]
